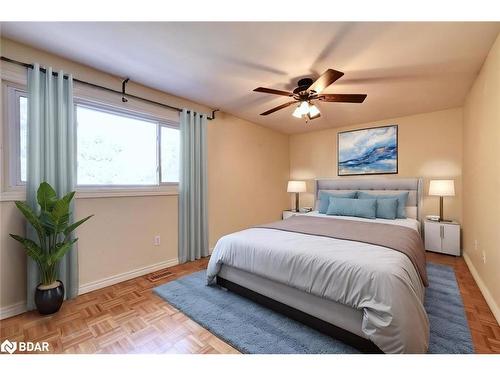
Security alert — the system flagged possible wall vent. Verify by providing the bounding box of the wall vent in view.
[147,269,173,282]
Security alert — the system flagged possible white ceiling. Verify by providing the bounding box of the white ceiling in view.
[1,22,499,134]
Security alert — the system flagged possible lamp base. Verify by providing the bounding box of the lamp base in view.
[438,196,453,222]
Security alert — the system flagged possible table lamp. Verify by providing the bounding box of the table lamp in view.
[428,179,455,222]
[287,181,306,212]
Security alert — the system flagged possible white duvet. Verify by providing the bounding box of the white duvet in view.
[207,212,430,353]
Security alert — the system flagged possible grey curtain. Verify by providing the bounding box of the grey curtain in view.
[178,109,208,263]
[26,63,77,309]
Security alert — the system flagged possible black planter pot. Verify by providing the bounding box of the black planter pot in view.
[35,280,65,315]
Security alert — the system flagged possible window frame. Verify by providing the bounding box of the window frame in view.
[1,83,180,201]
[3,83,27,190]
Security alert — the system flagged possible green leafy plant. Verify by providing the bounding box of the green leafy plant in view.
[10,182,93,286]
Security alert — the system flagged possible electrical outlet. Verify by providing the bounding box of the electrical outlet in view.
[154,235,161,246]
[482,250,486,264]
[474,239,478,251]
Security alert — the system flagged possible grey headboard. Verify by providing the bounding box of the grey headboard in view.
[314,177,423,221]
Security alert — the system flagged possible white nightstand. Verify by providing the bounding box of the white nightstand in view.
[282,210,310,220]
[424,220,461,256]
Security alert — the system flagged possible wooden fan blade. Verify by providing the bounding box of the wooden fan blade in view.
[253,87,294,97]
[260,101,297,116]
[318,94,367,103]
[308,69,344,94]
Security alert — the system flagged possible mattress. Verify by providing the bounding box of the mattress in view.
[207,213,429,353]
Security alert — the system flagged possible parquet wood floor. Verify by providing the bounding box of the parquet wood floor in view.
[0,258,237,354]
[1,253,498,354]
[426,252,500,353]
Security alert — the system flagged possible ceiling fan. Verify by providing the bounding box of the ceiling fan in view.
[253,69,367,120]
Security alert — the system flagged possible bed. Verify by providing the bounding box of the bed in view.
[206,178,429,354]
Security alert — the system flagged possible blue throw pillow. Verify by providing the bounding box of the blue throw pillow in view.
[375,198,398,220]
[326,197,377,219]
[357,191,409,219]
[318,191,357,214]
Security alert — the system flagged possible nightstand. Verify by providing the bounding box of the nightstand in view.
[424,220,461,256]
[282,210,310,220]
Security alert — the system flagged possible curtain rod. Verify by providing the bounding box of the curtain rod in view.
[0,56,219,120]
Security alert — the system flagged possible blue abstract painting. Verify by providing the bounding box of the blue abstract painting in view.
[338,125,398,176]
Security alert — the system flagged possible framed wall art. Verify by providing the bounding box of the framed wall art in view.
[337,125,398,176]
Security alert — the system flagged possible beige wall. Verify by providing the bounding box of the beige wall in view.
[462,34,500,322]
[208,112,290,248]
[0,38,289,310]
[76,196,179,286]
[0,202,26,306]
[289,108,463,222]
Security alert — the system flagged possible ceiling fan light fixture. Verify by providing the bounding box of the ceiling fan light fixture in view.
[292,105,303,118]
[293,101,321,120]
[298,101,310,115]
[308,103,320,118]
[307,112,321,120]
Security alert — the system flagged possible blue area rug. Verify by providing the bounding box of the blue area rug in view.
[154,263,474,354]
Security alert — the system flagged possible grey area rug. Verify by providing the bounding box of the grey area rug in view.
[154,263,474,354]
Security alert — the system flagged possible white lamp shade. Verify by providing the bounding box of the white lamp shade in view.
[287,180,306,193]
[298,101,309,115]
[308,104,321,118]
[292,106,303,118]
[429,180,455,196]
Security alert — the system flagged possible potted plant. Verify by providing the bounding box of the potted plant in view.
[10,182,93,315]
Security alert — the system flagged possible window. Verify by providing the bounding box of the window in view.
[77,105,158,186]
[76,103,179,186]
[4,86,28,187]
[160,126,180,183]
[19,96,28,183]
[4,85,180,193]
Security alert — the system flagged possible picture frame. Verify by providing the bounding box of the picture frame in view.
[337,125,398,176]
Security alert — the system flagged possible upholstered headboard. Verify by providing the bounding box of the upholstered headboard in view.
[314,177,423,221]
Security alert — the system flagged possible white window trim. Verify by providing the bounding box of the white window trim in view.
[0,83,181,201]
[0,187,180,202]
[10,89,26,188]
[2,83,27,192]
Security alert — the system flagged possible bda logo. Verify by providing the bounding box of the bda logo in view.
[1,339,17,354]
[0,339,49,354]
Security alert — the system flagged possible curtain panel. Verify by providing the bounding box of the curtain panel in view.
[26,63,77,309]
[178,109,208,263]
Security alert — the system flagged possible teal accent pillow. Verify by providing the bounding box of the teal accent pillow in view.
[357,191,409,219]
[375,198,398,220]
[326,197,377,219]
[318,191,357,214]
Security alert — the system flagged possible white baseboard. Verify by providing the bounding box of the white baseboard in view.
[463,253,500,325]
[78,258,179,295]
[0,300,27,320]
[0,258,179,320]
